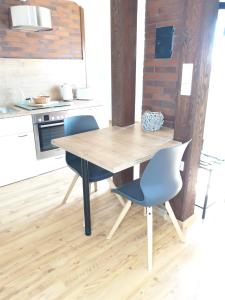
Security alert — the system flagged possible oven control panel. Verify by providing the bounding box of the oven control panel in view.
[32,111,69,124]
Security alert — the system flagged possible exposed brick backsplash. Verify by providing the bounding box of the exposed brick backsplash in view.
[143,0,185,127]
[0,0,82,59]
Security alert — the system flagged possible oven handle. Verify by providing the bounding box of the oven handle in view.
[39,122,64,128]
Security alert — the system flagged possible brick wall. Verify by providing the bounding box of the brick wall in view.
[143,0,185,127]
[0,0,82,59]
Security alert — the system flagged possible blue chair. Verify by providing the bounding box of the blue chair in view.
[62,115,114,204]
[107,141,190,270]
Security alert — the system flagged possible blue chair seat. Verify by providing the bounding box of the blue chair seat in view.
[108,142,190,232]
[64,115,113,184]
[113,179,180,207]
[112,179,173,207]
[112,179,144,203]
[61,115,116,206]
[67,154,113,183]
[107,141,191,270]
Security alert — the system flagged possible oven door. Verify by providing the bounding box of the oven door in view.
[34,120,65,159]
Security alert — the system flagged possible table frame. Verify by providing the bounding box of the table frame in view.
[52,124,179,236]
[81,159,91,235]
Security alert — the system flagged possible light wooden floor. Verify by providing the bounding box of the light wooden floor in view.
[0,167,225,300]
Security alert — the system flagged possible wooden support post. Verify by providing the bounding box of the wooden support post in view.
[172,0,218,221]
[111,0,138,185]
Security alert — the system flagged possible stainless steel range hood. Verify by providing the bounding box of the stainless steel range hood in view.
[10,5,52,32]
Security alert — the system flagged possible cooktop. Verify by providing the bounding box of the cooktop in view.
[16,101,72,111]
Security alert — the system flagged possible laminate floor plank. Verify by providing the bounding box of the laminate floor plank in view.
[0,167,224,300]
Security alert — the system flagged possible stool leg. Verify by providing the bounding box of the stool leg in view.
[202,169,212,219]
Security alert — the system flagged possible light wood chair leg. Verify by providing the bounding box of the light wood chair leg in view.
[89,182,97,195]
[147,206,153,271]
[107,200,132,240]
[61,174,79,205]
[94,182,98,192]
[165,201,185,242]
[107,178,125,207]
[144,207,147,216]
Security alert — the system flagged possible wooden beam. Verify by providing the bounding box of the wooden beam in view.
[111,0,138,184]
[172,0,218,221]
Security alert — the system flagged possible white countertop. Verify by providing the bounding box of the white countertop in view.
[0,100,104,119]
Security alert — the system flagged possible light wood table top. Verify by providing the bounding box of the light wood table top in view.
[52,123,180,173]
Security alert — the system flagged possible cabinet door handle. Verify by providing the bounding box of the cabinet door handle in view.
[18,134,28,138]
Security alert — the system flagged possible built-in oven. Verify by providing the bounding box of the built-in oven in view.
[32,111,69,159]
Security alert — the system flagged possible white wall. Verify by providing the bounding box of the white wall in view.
[75,0,145,121]
[0,0,145,120]
[0,0,111,111]
[0,59,86,105]
[135,0,146,122]
[74,0,112,119]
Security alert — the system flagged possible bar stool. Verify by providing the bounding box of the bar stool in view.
[195,153,224,219]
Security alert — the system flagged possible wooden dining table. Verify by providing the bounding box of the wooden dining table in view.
[52,123,180,236]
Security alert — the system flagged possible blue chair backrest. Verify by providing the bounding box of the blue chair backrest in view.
[140,141,190,205]
[64,115,99,163]
[64,115,99,136]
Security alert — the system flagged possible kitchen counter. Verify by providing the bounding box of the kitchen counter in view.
[0,100,104,119]
[0,101,107,187]
[0,106,29,119]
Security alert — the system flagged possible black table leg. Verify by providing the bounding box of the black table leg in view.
[81,159,91,236]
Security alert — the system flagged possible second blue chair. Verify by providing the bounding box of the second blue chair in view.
[62,115,114,204]
[107,141,190,270]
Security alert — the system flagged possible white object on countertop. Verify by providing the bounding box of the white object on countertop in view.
[18,88,26,103]
[76,87,94,100]
[60,83,73,101]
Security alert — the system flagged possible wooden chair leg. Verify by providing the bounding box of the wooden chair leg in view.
[146,206,153,271]
[107,178,125,207]
[89,182,98,195]
[107,200,132,240]
[61,174,79,205]
[94,182,98,192]
[165,201,185,242]
[144,207,147,216]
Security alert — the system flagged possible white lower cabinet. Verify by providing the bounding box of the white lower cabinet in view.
[0,105,108,187]
[0,116,37,187]
[35,154,66,175]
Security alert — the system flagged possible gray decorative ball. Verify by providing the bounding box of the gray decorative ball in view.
[141,111,164,131]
